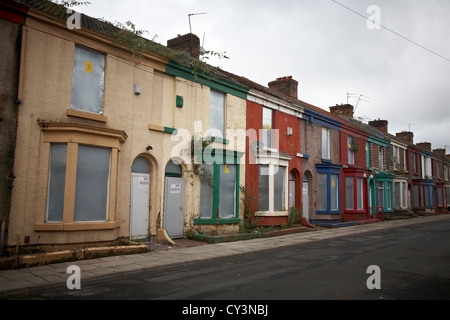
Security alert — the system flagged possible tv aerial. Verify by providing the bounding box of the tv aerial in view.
[188,12,207,34]
[347,92,370,114]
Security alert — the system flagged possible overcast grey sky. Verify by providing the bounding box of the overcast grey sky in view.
[72,0,450,153]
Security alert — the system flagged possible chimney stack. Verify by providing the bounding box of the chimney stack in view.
[268,76,298,99]
[167,33,200,58]
[368,119,388,133]
[329,104,354,118]
[396,131,414,144]
[433,148,446,157]
[416,142,432,152]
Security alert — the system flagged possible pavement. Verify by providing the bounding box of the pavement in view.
[1,214,449,298]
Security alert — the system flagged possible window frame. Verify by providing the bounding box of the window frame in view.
[316,164,342,215]
[194,149,243,225]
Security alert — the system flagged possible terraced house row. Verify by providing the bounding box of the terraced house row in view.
[1,0,449,253]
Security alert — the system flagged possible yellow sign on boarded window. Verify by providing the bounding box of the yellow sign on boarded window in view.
[266,124,270,131]
[85,61,93,73]
[224,165,229,174]
[332,180,335,187]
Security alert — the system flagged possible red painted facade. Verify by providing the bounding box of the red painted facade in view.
[245,100,302,226]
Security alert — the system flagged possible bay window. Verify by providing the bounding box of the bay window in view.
[37,122,126,231]
[258,165,287,212]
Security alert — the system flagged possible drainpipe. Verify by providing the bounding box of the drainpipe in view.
[16,25,27,104]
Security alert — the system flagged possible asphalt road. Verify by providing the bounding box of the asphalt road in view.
[11,217,450,301]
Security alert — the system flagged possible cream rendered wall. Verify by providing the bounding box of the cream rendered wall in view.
[8,24,168,247]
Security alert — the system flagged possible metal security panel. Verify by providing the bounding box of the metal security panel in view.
[163,177,185,239]
[130,173,150,239]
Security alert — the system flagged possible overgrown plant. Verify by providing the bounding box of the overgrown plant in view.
[288,207,300,227]
[48,1,229,81]
[239,184,260,232]
[183,134,215,187]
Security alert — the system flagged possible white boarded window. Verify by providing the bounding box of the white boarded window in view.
[219,164,236,218]
[71,46,105,114]
[318,173,327,211]
[47,144,67,222]
[263,107,273,149]
[330,174,339,210]
[199,164,213,219]
[322,128,330,159]
[346,177,354,210]
[74,146,110,222]
[357,177,363,210]
[274,166,285,211]
[209,90,226,139]
[258,165,270,211]
[377,182,385,209]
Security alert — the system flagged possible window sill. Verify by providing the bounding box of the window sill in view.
[34,221,120,232]
[67,108,107,123]
[254,211,289,217]
[194,218,240,225]
[316,210,342,215]
[343,209,366,214]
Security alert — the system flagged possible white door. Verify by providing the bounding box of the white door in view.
[130,173,150,239]
[302,180,309,219]
[163,177,185,239]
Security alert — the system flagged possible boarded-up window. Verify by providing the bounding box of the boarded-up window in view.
[346,177,354,210]
[219,164,236,218]
[74,146,110,222]
[258,165,270,211]
[209,90,225,138]
[47,144,67,222]
[274,166,285,211]
[71,46,105,114]
[318,174,327,211]
[199,164,213,219]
